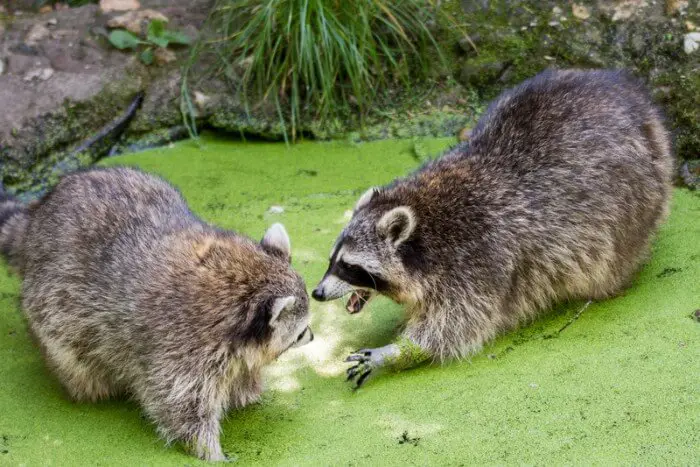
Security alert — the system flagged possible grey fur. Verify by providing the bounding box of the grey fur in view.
[0,167,312,461]
[314,69,673,379]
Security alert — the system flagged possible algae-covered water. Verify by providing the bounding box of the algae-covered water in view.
[0,135,698,465]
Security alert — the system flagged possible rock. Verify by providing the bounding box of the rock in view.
[99,0,141,13]
[0,59,4,76]
[23,67,54,82]
[42,42,86,73]
[460,61,507,87]
[106,9,169,36]
[552,6,563,16]
[0,0,215,196]
[25,24,51,47]
[268,206,284,214]
[193,91,211,111]
[665,0,689,15]
[628,29,648,56]
[679,161,699,190]
[572,4,591,20]
[599,0,647,22]
[683,32,700,54]
[7,54,49,75]
[47,18,58,27]
[154,48,176,65]
[458,35,480,55]
[10,42,41,56]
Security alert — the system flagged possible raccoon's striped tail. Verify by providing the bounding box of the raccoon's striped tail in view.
[0,186,29,273]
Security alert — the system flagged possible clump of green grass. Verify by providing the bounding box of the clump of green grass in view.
[182,0,455,141]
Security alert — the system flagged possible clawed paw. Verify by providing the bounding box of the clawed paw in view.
[345,349,375,389]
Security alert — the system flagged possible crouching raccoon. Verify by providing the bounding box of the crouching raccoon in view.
[312,69,673,387]
[0,167,313,461]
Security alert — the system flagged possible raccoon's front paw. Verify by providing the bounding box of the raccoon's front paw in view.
[345,351,375,389]
[345,344,400,389]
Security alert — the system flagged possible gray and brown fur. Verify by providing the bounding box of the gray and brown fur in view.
[0,167,312,461]
[313,69,673,381]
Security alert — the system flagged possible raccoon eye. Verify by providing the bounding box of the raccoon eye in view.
[342,262,364,274]
[336,260,385,291]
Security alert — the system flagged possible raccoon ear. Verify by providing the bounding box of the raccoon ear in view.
[261,223,291,261]
[377,206,416,247]
[269,296,296,325]
[354,187,379,212]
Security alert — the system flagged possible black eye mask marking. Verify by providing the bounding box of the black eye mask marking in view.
[333,260,389,292]
[230,296,274,346]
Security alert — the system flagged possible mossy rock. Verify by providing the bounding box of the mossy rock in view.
[450,0,699,161]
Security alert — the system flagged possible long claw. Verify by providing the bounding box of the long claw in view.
[346,364,361,381]
[346,350,372,362]
[345,348,378,388]
[354,368,373,388]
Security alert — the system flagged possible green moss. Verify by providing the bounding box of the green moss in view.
[656,72,700,161]
[0,134,698,465]
[112,126,190,155]
[386,338,432,371]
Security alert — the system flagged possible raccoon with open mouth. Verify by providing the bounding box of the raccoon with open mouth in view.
[312,69,673,388]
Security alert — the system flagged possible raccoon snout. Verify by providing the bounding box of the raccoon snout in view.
[312,275,352,301]
[311,287,327,301]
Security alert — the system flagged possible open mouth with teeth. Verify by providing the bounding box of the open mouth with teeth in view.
[346,289,374,314]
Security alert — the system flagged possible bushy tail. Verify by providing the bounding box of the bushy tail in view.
[0,187,29,273]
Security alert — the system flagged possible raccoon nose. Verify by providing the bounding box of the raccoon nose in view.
[311,287,325,301]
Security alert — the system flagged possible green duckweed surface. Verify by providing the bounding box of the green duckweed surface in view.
[1,135,698,465]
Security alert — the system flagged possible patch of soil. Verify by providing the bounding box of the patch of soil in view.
[0,0,211,193]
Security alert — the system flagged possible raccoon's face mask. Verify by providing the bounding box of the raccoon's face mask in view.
[312,188,417,314]
[266,295,313,356]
